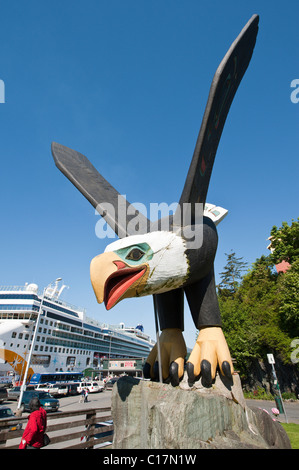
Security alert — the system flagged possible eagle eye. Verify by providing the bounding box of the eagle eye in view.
[126,248,145,261]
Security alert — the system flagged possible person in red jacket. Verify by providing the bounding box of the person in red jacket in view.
[19,397,47,449]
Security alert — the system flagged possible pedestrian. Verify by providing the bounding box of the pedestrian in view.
[79,389,85,403]
[84,388,89,403]
[19,397,47,449]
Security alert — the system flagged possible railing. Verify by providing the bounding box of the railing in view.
[0,407,113,449]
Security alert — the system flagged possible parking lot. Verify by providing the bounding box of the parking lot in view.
[6,385,113,416]
[2,383,299,449]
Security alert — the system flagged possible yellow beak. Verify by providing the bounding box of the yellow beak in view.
[90,252,119,304]
[90,251,149,310]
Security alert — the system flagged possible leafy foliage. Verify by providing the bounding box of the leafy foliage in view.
[278,259,299,337]
[269,218,299,265]
[218,221,299,378]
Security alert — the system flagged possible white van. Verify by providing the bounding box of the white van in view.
[77,382,103,393]
[35,383,68,396]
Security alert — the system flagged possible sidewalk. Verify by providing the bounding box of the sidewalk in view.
[246,398,299,424]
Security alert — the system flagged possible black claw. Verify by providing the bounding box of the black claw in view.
[201,360,212,387]
[143,362,151,379]
[221,361,232,379]
[169,362,179,387]
[186,362,199,386]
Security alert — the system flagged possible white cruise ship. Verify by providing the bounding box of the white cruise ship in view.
[0,281,154,381]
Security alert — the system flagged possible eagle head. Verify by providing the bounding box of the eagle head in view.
[90,231,189,310]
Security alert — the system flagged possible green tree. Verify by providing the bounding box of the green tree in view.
[218,251,248,295]
[220,253,294,375]
[218,220,299,381]
[269,218,299,265]
[278,259,299,337]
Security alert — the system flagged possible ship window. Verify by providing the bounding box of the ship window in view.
[32,355,50,366]
[40,318,44,324]
[37,336,40,342]
[18,333,23,339]
[10,343,13,347]
[25,334,29,340]
[34,345,38,351]
[43,328,47,334]
[11,332,16,338]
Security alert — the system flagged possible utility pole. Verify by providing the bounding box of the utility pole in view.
[267,353,288,423]
[16,278,62,413]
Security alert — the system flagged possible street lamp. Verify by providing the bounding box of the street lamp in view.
[17,278,62,412]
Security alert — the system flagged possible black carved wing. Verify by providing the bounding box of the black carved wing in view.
[176,14,259,222]
[52,142,151,238]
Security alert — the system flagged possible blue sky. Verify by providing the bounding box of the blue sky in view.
[0,1,298,349]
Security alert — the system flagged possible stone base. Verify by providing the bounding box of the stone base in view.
[111,374,291,449]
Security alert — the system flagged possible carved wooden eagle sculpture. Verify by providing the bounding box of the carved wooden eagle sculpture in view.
[52,15,259,387]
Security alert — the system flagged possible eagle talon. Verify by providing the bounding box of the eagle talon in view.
[221,360,232,379]
[200,359,212,387]
[169,361,180,387]
[186,362,200,386]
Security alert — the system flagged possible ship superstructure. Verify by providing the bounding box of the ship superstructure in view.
[0,282,154,380]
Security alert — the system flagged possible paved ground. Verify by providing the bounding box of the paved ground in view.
[7,390,299,424]
[7,388,112,415]
[4,390,299,449]
[246,398,299,424]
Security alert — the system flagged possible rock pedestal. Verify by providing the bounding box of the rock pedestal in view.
[111,374,291,449]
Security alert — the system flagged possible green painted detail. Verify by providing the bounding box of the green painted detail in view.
[115,242,154,266]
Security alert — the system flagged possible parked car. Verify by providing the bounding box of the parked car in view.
[77,382,103,394]
[65,383,79,396]
[104,378,119,390]
[0,387,8,404]
[53,384,69,397]
[0,405,22,430]
[19,391,59,413]
[34,383,51,392]
[6,385,35,401]
[0,405,22,445]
